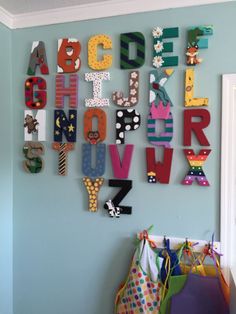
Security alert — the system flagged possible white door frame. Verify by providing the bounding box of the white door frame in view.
[221,74,236,285]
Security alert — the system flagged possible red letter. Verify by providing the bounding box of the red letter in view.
[184,109,210,146]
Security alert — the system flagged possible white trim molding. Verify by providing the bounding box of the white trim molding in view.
[221,74,236,285]
[0,6,14,29]
[0,0,235,29]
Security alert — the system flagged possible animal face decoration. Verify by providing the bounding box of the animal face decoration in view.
[186,45,202,65]
[104,200,120,218]
[24,114,39,134]
[87,131,101,144]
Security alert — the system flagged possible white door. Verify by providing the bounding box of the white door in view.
[221,74,236,286]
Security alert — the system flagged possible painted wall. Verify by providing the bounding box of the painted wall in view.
[9,2,236,314]
[0,23,13,314]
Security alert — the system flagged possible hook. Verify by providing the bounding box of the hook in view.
[185,238,189,248]
[163,235,167,248]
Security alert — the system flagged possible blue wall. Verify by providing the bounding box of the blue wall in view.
[0,2,232,314]
[0,23,13,314]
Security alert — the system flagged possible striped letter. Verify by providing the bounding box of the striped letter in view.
[182,149,211,186]
[120,32,145,69]
[55,74,78,108]
[152,27,179,68]
[52,143,75,176]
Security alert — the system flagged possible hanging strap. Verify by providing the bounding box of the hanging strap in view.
[177,240,202,275]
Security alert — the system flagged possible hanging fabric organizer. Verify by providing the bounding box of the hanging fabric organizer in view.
[115,229,229,314]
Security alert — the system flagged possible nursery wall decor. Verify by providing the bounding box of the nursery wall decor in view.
[27,41,49,75]
[22,24,213,214]
[186,25,213,65]
[57,38,81,73]
[152,27,179,68]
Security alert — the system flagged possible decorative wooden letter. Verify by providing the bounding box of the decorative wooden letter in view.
[54,110,77,142]
[109,144,134,179]
[120,32,145,69]
[182,149,211,186]
[152,27,179,68]
[186,25,213,65]
[24,110,46,141]
[52,142,75,176]
[184,109,210,146]
[146,147,173,184]
[84,108,107,143]
[185,69,209,107]
[83,177,104,212]
[85,72,110,107]
[147,101,173,147]
[112,71,139,107]
[23,141,45,173]
[82,143,106,177]
[149,69,174,107]
[116,109,141,144]
[55,74,78,108]
[57,38,81,73]
[27,41,49,75]
[105,180,133,214]
[88,34,112,70]
[25,77,47,109]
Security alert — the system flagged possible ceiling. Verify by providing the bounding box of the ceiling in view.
[0,0,113,14]
[0,0,234,29]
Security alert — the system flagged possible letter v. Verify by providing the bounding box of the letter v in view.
[109,144,134,179]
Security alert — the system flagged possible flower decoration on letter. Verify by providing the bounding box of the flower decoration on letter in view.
[154,41,164,53]
[153,56,164,68]
[152,27,163,38]
[112,71,139,107]
[152,26,179,68]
